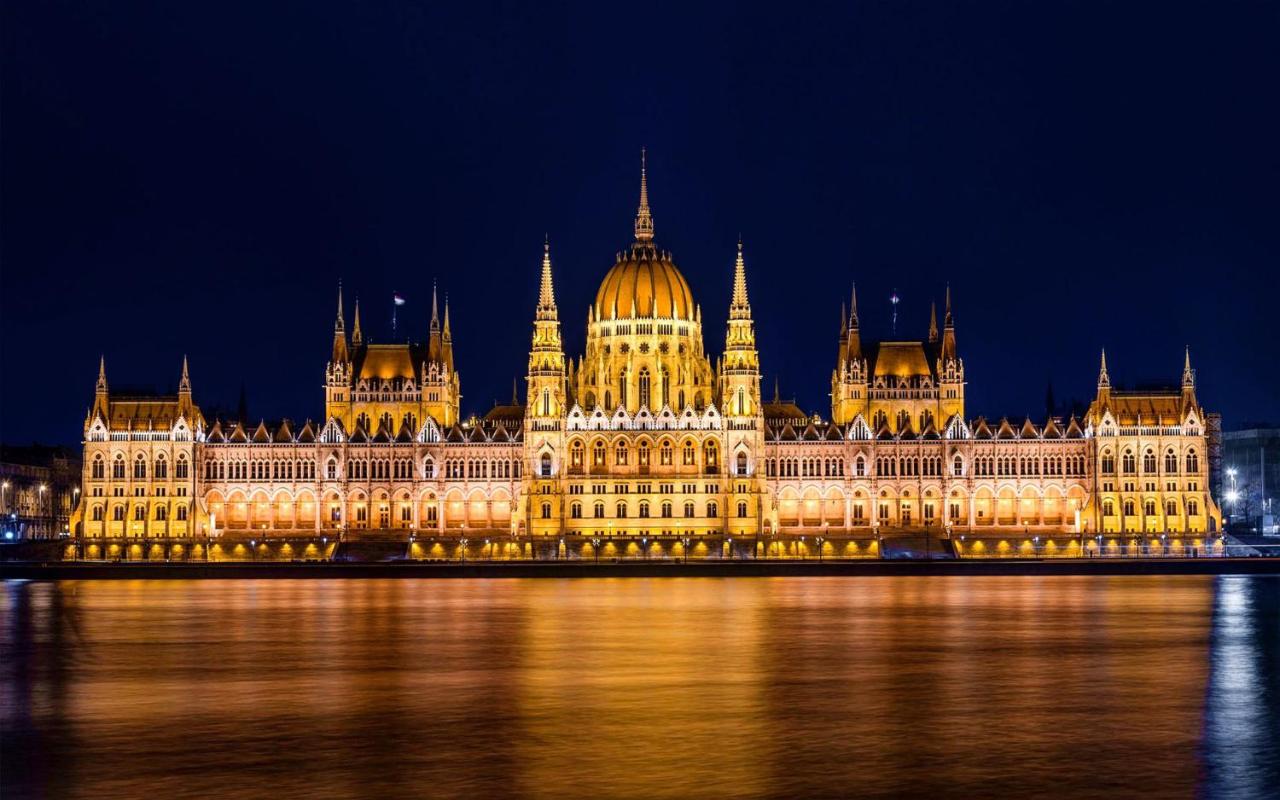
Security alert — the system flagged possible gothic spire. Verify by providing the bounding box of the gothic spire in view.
[928,301,939,343]
[352,297,363,345]
[96,355,107,392]
[335,280,345,331]
[944,283,954,327]
[1182,346,1195,389]
[845,283,862,360]
[443,296,452,339]
[1098,348,1111,388]
[634,148,654,242]
[430,281,440,331]
[729,238,751,319]
[179,355,191,393]
[537,237,558,321]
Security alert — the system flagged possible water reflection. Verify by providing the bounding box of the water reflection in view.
[1,576,1275,799]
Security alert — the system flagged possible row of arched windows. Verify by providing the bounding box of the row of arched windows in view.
[92,453,189,481]
[89,503,189,522]
[568,439,719,473]
[1101,448,1198,475]
[1102,498,1201,517]
[568,500,724,519]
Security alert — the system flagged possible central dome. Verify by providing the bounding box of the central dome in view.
[594,245,695,321]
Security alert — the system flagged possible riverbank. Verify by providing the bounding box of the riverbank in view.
[3,558,1279,580]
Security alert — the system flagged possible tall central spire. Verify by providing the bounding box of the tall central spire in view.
[634,148,654,242]
[537,237,559,321]
[730,239,751,318]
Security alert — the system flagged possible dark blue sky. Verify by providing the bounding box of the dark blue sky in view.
[3,2,1277,445]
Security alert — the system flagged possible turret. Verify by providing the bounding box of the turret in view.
[92,355,109,420]
[1097,348,1112,407]
[1181,346,1197,410]
[331,282,349,364]
[721,239,761,419]
[941,284,957,362]
[178,355,193,415]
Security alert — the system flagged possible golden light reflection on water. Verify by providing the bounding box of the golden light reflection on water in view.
[1,576,1273,799]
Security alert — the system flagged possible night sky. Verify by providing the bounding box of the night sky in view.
[3,2,1277,446]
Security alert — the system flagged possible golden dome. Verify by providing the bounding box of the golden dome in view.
[594,245,695,321]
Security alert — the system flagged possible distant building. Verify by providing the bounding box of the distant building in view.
[1221,427,1280,535]
[68,158,1223,551]
[0,445,81,539]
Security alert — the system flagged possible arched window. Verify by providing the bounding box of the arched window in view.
[638,368,650,409]
[154,455,167,479]
[1143,450,1156,473]
[1186,449,1199,474]
[706,501,718,518]
[423,457,435,478]
[155,506,167,521]
[1165,500,1178,516]
[540,452,553,477]
[571,502,582,519]
[639,501,650,518]
[953,455,964,476]
[1144,499,1156,516]
[541,502,552,519]
[735,388,746,416]
[1122,450,1136,473]
[683,442,696,466]
[113,455,126,479]
[736,452,749,476]
[703,441,719,471]
[134,455,147,480]
[638,441,650,467]
[616,501,628,518]
[737,501,748,518]
[177,506,188,521]
[176,456,188,479]
[92,455,105,480]
[326,459,338,480]
[570,441,584,471]
[593,440,607,466]
[1165,450,1178,473]
[661,501,672,518]
[113,505,125,521]
[1188,499,1199,516]
[660,440,674,466]
[594,502,605,519]
[615,442,628,465]
[541,389,551,417]
[92,505,104,521]
[855,456,866,477]
[618,369,628,410]
[660,367,670,407]
[1102,451,1115,474]
[1124,499,1136,516]
[133,505,146,521]
[684,501,695,518]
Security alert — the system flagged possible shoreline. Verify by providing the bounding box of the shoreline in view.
[3,558,1279,580]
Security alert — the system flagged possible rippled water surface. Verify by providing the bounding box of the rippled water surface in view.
[3,576,1277,799]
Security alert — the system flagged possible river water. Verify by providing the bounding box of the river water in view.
[2,576,1277,799]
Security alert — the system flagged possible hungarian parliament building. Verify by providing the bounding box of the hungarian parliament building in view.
[71,161,1222,555]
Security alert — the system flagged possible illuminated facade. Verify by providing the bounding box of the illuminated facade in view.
[70,160,1223,550]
